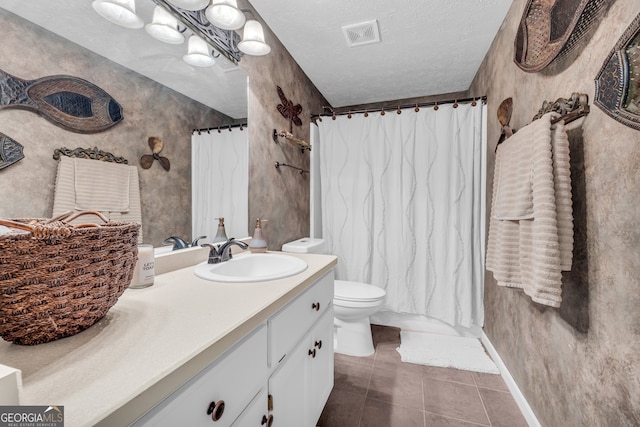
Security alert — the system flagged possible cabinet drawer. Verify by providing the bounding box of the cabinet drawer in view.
[135,325,267,427]
[269,270,334,367]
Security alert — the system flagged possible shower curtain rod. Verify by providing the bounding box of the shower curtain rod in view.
[192,122,247,134]
[311,95,487,119]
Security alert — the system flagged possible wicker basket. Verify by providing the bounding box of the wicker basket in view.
[0,210,140,345]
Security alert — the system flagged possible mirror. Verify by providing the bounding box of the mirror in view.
[0,0,247,119]
[0,0,249,246]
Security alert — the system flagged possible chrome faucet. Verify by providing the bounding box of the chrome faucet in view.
[163,236,189,250]
[163,235,207,251]
[203,238,249,264]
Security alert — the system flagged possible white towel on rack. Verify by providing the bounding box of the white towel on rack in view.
[52,156,143,242]
[486,112,573,307]
[74,158,130,211]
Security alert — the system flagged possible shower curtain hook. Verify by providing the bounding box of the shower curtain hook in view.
[364,110,369,118]
[453,100,459,108]
[434,102,439,111]
[380,107,385,116]
[396,106,401,115]
[217,126,221,133]
[347,111,352,119]
[471,98,477,107]
[414,104,420,112]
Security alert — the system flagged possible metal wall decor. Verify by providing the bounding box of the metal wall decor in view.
[276,86,302,133]
[514,0,609,72]
[594,13,640,131]
[150,0,242,64]
[0,68,123,133]
[140,137,171,171]
[0,132,24,170]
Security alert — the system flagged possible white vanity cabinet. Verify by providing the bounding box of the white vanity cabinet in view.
[133,269,335,427]
[134,325,268,427]
[267,271,335,426]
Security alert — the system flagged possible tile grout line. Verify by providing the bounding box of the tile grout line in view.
[357,347,376,427]
[473,374,493,427]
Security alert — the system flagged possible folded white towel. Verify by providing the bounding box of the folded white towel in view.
[52,156,143,243]
[74,157,130,212]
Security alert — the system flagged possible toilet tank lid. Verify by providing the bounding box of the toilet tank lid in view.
[281,237,325,253]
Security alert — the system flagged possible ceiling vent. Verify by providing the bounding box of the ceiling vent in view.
[342,20,380,47]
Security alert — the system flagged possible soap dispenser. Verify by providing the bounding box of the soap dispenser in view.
[212,217,228,243]
[249,218,268,253]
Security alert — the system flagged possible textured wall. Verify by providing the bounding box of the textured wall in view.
[469,0,640,425]
[0,9,235,247]
[238,0,329,250]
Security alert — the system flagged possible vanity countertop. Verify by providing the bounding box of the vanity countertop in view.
[0,250,337,427]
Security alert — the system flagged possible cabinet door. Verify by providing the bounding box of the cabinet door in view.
[306,306,334,426]
[268,271,334,369]
[267,337,307,426]
[231,388,270,427]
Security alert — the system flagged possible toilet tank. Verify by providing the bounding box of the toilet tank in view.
[281,238,325,254]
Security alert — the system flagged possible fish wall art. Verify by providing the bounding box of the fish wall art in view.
[0,68,123,133]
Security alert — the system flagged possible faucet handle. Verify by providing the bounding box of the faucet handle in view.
[201,243,222,264]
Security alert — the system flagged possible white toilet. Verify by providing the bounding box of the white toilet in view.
[282,238,386,357]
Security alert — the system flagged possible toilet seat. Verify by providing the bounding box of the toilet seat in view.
[334,280,386,302]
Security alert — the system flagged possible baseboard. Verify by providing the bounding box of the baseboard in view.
[480,332,542,427]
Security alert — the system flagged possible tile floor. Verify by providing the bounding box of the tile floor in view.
[318,325,529,427]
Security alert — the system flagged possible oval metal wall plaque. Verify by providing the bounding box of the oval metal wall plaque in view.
[514,0,609,73]
[594,13,640,131]
[0,68,123,133]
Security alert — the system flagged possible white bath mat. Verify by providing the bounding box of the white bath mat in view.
[396,331,500,374]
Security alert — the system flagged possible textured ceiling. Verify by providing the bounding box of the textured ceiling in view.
[249,0,513,107]
[0,0,512,114]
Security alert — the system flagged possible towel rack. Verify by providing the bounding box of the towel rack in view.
[496,93,589,150]
[531,92,590,125]
[52,146,128,164]
[274,161,308,175]
[273,129,311,153]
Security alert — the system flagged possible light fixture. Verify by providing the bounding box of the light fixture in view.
[166,0,210,11]
[92,0,144,29]
[205,0,246,30]
[238,20,271,56]
[183,35,217,67]
[145,6,185,44]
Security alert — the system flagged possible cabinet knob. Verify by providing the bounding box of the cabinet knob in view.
[314,340,322,349]
[311,302,320,311]
[308,348,316,358]
[207,400,225,422]
[261,414,274,427]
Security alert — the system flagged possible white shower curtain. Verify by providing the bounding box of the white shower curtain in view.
[192,128,248,243]
[317,103,486,328]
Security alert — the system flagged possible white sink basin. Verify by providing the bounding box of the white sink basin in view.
[193,253,308,283]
